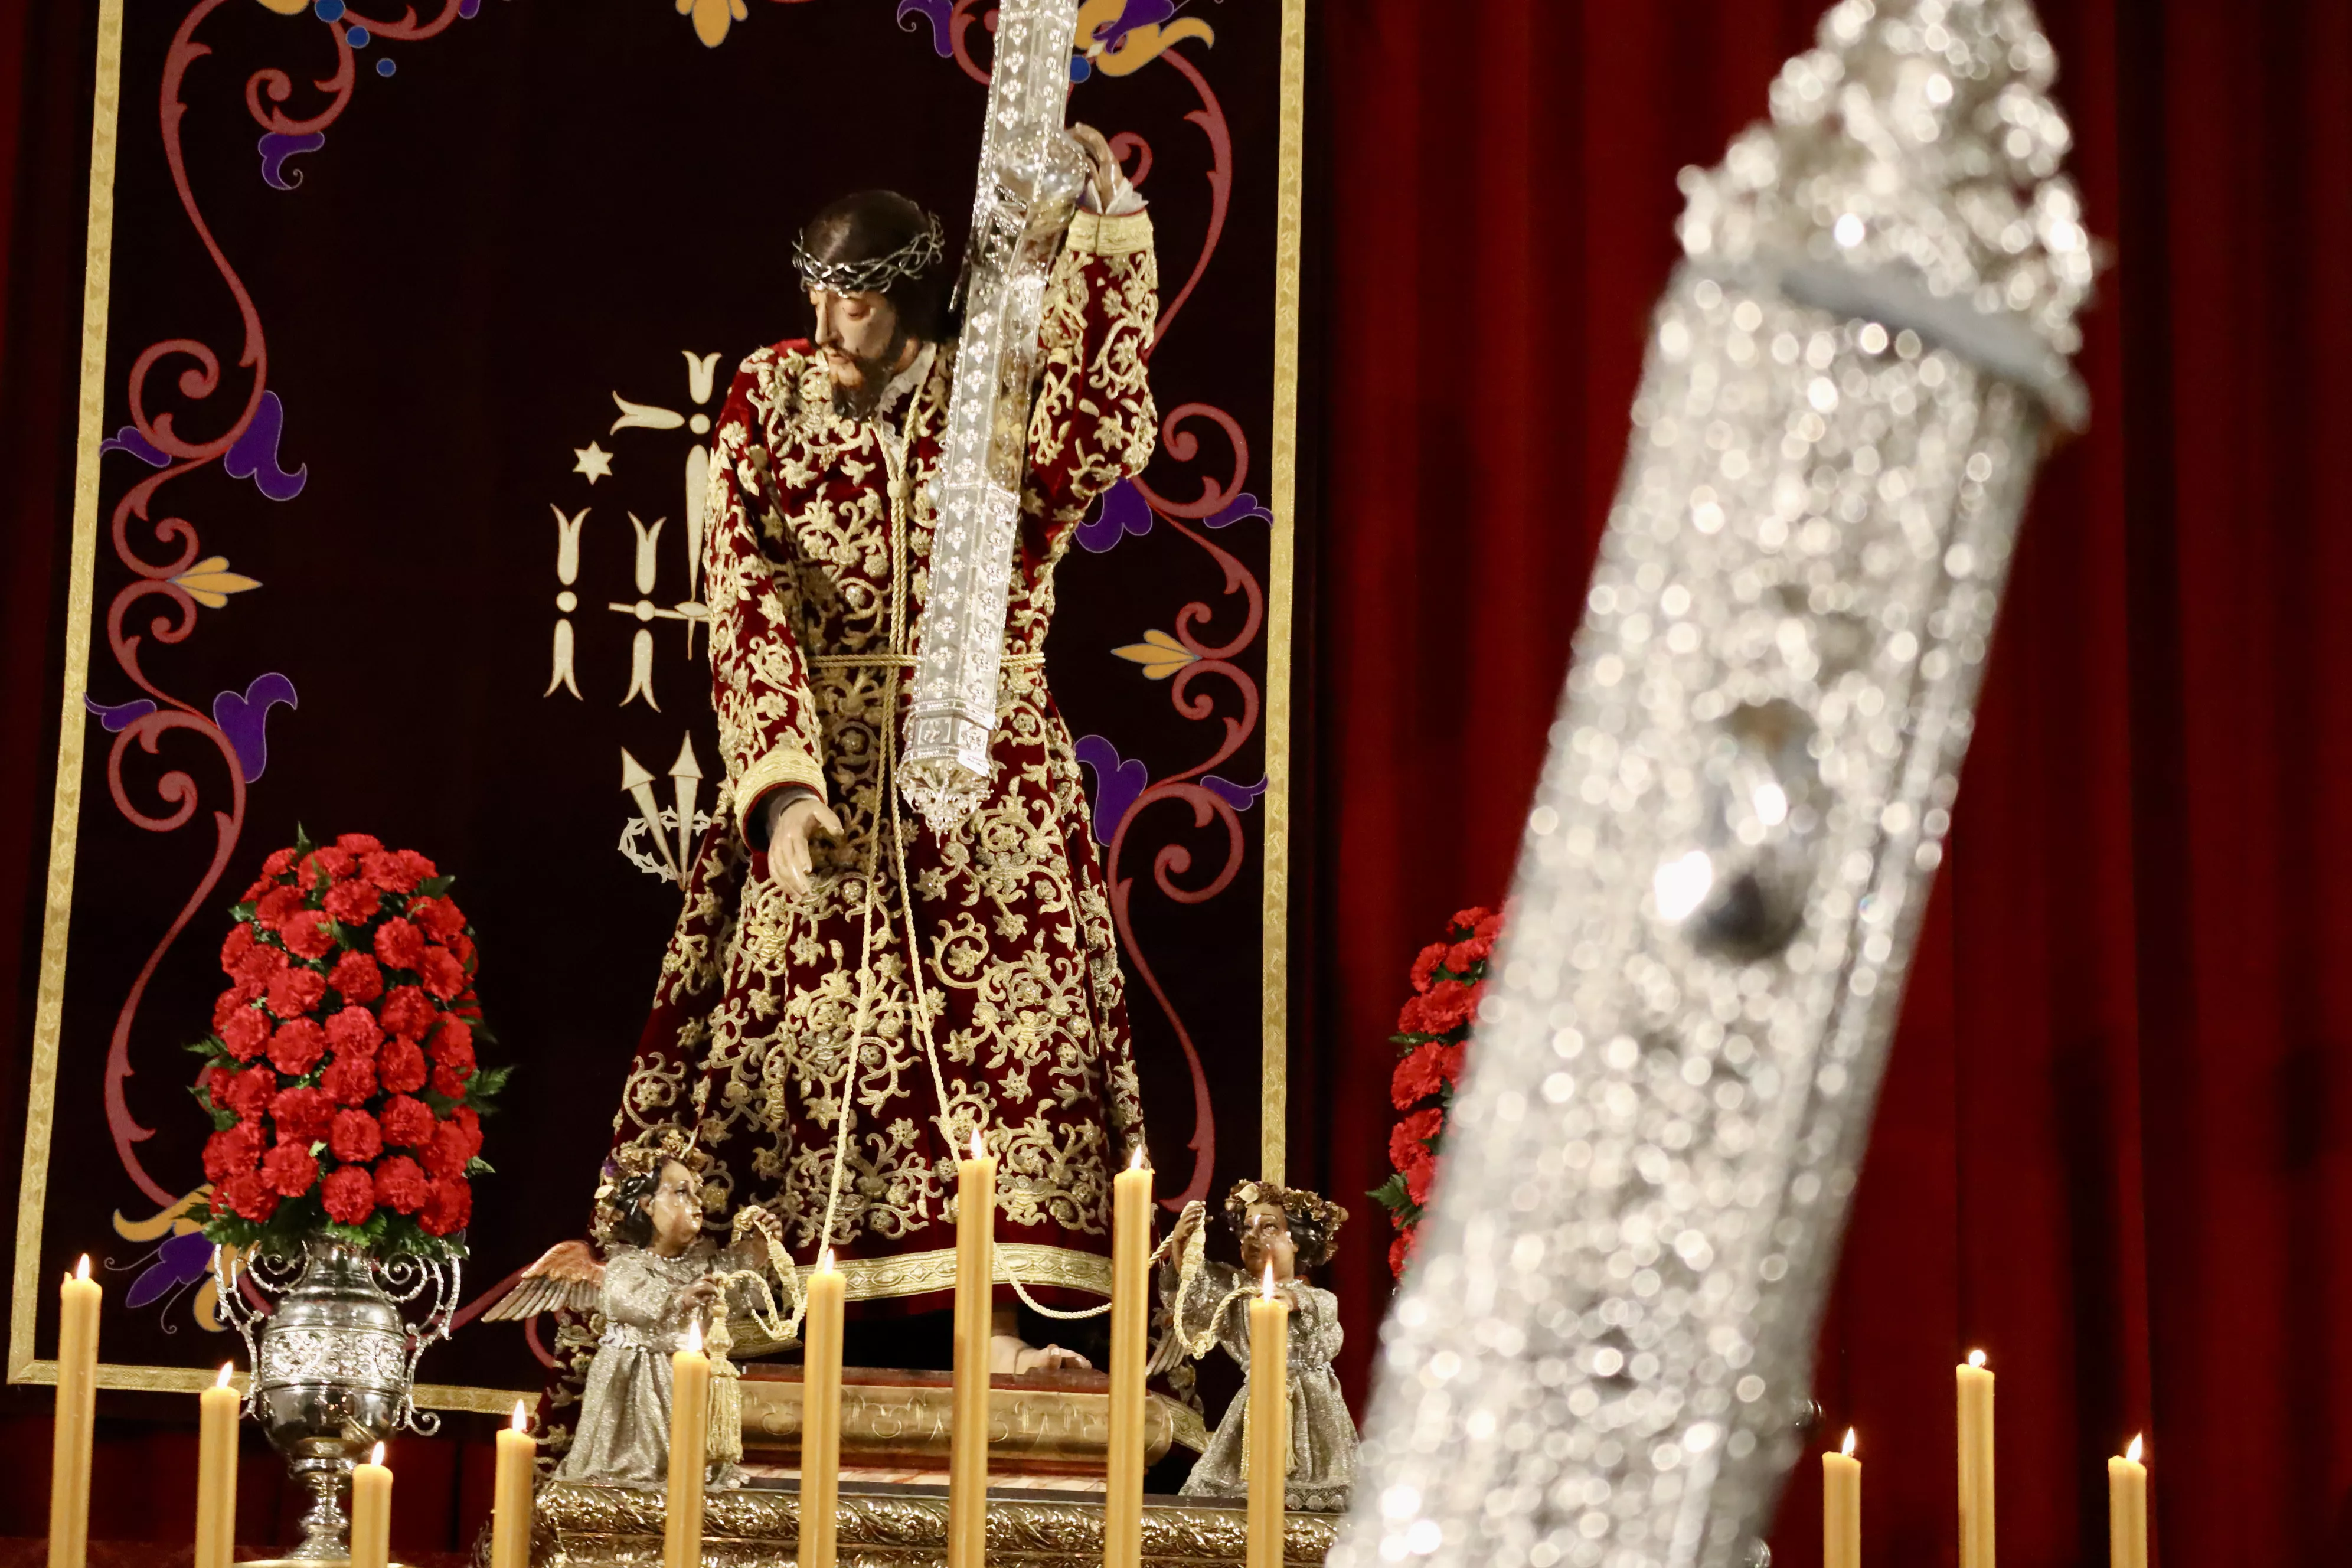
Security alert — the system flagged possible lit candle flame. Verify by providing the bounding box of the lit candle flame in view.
[819,1247,837,1272]
[1129,1145,1146,1172]
[75,1255,90,1281]
[1260,1262,1276,1299]
[511,1399,528,1432]
[216,1363,234,1390]
[1841,1428,1856,1458]
[1967,1349,1987,1369]
[969,1128,987,1162]
[370,1441,386,1466]
[2126,1433,2143,1464]
[684,1317,704,1354]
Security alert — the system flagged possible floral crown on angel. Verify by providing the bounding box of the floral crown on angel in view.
[591,1128,714,1237]
[792,211,948,297]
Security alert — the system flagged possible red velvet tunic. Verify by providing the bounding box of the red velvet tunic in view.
[607,210,1158,1314]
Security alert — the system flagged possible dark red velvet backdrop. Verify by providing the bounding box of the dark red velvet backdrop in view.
[5,0,2351,1563]
[1299,1,2352,1565]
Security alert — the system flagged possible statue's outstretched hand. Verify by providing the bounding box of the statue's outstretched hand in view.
[763,792,842,897]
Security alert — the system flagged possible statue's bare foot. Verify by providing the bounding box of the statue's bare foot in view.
[989,1333,1092,1374]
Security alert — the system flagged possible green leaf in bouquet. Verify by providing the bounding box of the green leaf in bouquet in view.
[417,874,456,898]
[420,1089,458,1116]
[467,1063,514,1100]
[465,1157,495,1177]
[1368,1171,1410,1211]
[229,901,257,923]
[293,824,316,856]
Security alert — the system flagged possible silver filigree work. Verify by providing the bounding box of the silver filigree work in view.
[1333,5,2091,1568]
[899,0,1087,833]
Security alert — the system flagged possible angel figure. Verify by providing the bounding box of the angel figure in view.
[1159,1180,1357,1511]
[486,1138,780,1490]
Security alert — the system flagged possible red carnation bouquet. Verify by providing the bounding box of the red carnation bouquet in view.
[190,829,506,1261]
[1370,905,1501,1278]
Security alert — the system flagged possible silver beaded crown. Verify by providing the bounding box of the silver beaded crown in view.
[792,211,948,296]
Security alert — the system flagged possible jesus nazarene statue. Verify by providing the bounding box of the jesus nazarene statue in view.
[597,128,1154,1370]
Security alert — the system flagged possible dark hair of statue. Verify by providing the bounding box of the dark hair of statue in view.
[606,1170,661,1250]
[799,189,956,343]
[1221,1179,1348,1271]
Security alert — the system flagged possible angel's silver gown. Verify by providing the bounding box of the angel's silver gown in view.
[553,1243,735,1488]
[1168,1260,1357,1511]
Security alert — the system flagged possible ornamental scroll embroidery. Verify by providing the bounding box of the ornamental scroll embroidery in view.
[254,1325,410,1393]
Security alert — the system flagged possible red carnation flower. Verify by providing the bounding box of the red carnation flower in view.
[329,1109,383,1165]
[449,1105,484,1161]
[396,848,437,884]
[324,1005,384,1061]
[321,1165,376,1226]
[280,909,337,961]
[377,1039,429,1095]
[302,846,357,884]
[261,847,299,878]
[218,1005,270,1063]
[234,944,289,986]
[1394,994,1430,1037]
[1445,938,1489,972]
[328,951,383,1005]
[373,1155,432,1214]
[202,1122,263,1184]
[361,851,426,894]
[321,1054,379,1107]
[267,1018,328,1078]
[218,1064,276,1121]
[1408,942,1446,995]
[422,1121,471,1178]
[260,1139,320,1198]
[1404,1159,1437,1207]
[1474,913,1502,942]
[218,1170,279,1223]
[212,981,262,1033]
[379,1095,436,1148]
[1449,906,1494,935]
[269,1085,333,1142]
[1390,1043,1449,1110]
[443,931,477,971]
[410,896,467,943]
[221,924,256,973]
[416,946,466,1001]
[1432,1041,1466,1089]
[1389,1108,1443,1175]
[378,987,435,1041]
[430,1015,472,1060]
[253,885,307,933]
[1387,1229,1416,1278]
[421,1176,472,1237]
[239,877,273,903]
[373,918,426,972]
[1417,979,1480,1035]
[266,967,327,1021]
[323,880,381,926]
[335,833,383,856]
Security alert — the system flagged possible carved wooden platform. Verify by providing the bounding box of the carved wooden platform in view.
[531,1478,1340,1567]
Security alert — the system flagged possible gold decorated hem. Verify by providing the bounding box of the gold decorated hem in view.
[1066,209,1154,259]
[735,743,827,816]
[831,1243,1111,1304]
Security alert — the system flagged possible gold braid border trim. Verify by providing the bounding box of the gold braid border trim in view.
[736,743,829,814]
[1066,210,1154,259]
[825,1243,1112,1305]
[535,1479,1337,1566]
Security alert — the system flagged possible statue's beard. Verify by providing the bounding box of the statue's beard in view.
[828,332,913,421]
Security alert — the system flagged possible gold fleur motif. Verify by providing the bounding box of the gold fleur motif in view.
[677,0,749,48]
[171,556,262,610]
[1110,627,1196,680]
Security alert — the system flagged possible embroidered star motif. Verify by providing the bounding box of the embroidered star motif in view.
[573,441,613,484]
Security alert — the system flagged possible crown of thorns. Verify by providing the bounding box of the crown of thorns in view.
[792,212,947,296]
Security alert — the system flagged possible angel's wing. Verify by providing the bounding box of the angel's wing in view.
[481,1239,604,1321]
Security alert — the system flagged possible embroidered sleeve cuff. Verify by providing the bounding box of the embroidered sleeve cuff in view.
[1066,208,1154,259]
[735,744,826,833]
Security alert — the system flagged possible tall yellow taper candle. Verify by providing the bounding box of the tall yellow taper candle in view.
[1958,1350,1995,1568]
[194,1364,238,1568]
[800,1250,846,1568]
[1246,1264,1289,1568]
[48,1255,99,1568]
[349,1441,392,1568]
[665,1316,711,1568]
[2108,1435,2147,1568]
[1105,1148,1152,1568]
[492,1400,535,1568]
[950,1128,997,1568]
[1821,1428,1858,1568]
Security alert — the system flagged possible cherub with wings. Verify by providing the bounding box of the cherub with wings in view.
[486,1133,779,1489]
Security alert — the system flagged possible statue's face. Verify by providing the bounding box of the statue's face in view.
[810,286,913,409]
[1238,1200,1296,1282]
[647,1160,703,1256]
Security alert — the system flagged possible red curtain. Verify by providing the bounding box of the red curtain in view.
[1307,2,2352,1566]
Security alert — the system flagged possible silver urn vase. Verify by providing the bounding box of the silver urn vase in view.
[215,1237,460,1559]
